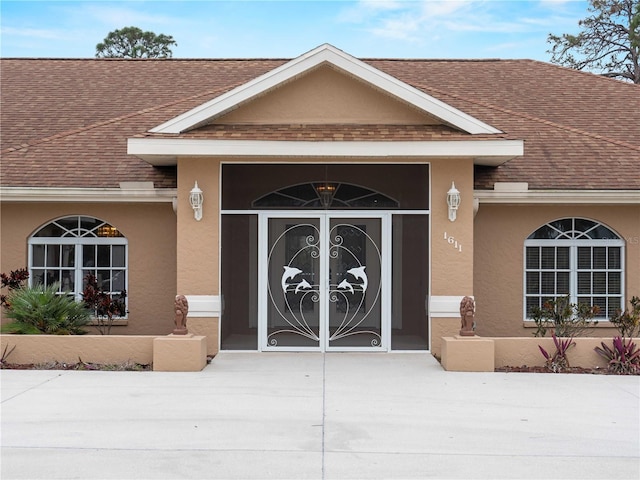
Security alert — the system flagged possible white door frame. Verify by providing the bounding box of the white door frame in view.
[258,211,391,352]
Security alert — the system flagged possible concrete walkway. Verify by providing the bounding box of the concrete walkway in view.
[1,352,639,480]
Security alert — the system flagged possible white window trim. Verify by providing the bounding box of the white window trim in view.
[523,236,625,321]
[28,217,128,318]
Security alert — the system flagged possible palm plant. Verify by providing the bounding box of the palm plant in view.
[1,283,91,335]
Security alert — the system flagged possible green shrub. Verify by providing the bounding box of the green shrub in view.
[1,283,91,335]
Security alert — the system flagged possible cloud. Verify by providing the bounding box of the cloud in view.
[338,0,575,41]
[61,3,179,29]
[1,26,69,40]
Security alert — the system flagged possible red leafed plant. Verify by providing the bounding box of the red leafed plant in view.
[81,274,127,335]
[594,336,640,375]
[539,334,576,373]
[1,268,29,308]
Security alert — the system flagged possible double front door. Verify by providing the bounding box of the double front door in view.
[260,214,388,351]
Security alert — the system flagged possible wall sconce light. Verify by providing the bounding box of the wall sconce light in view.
[447,181,461,222]
[189,181,203,221]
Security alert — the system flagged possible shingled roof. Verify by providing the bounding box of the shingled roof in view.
[1,56,639,190]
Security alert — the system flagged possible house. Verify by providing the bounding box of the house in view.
[2,44,638,357]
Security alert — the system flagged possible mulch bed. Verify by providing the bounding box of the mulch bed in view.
[495,365,638,375]
[0,361,152,371]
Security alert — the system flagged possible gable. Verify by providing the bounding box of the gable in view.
[216,64,438,125]
[150,44,501,135]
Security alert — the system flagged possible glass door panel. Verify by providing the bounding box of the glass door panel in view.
[266,218,321,348]
[327,218,383,349]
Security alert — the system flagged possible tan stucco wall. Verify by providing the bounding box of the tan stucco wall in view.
[0,202,177,335]
[0,334,155,365]
[474,204,640,337]
[430,159,474,296]
[218,65,437,125]
[176,159,219,294]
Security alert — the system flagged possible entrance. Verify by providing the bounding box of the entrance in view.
[260,214,388,351]
[220,164,431,352]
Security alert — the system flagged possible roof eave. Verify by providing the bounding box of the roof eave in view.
[127,138,523,167]
[475,189,640,205]
[0,186,177,203]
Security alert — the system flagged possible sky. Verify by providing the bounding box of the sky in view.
[0,0,589,60]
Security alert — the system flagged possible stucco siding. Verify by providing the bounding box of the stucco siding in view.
[474,204,640,337]
[0,202,177,335]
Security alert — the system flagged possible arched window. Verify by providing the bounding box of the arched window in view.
[524,218,624,319]
[252,182,399,209]
[29,216,127,306]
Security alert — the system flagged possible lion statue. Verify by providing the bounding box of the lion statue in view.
[173,294,189,335]
[459,296,476,336]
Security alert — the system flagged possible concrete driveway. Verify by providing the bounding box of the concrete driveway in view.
[1,352,639,479]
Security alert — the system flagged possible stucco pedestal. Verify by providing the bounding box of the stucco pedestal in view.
[441,335,495,372]
[153,334,207,372]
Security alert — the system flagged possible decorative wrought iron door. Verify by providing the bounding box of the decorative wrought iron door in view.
[263,216,385,351]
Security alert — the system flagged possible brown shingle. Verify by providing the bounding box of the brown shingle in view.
[1,57,638,190]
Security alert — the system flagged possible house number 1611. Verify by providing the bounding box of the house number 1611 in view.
[444,232,463,252]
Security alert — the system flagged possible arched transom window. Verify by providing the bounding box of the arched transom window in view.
[29,216,127,304]
[252,182,399,209]
[524,218,624,319]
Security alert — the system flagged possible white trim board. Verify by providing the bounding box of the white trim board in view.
[430,295,470,318]
[150,44,502,136]
[0,187,177,203]
[185,295,221,318]
[475,190,640,205]
[128,138,523,166]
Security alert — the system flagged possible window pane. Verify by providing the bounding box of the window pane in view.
[46,245,60,267]
[61,245,75,267]
[574,218,597,235]
[608,297,621,317]
[34,223,65,237]
[608,248,621,269]
[557,272,569,294]
[541,272,555,294]
[589,225,617,240]
[97,245,110,267]
[83,245,95,267]
[31,269,45,285]
[46,270,59,287]
[32,245,45,267]
[577,247,591,269]
[549,218,573,236]
[97,270,111,290]
[526,272,540,294]
[608,273,621,294]
[593,272,606,294]
[82,270,94,286]
[112,245,125,267]
[112,271,125,292]
[526,247,539,269]
[81,216,101,234]
[593,297,606,312]
[577,296,591,307]
[578,272,591,294]
[593,247,606,269]
[541,247,555,269]
[526,297,540,316]
[57,217,78,233]
[61,270,75,292]
[556,247,569,269]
